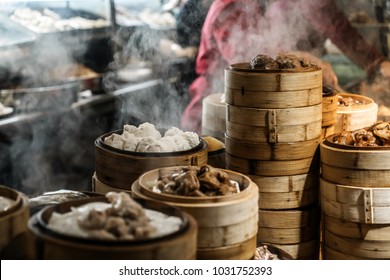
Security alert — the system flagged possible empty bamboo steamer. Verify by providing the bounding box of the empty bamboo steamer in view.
[132,166,259,260]
[320,137,390,187]
[28,196,197,260]
[95,130,208,190]
[320,178,390,224]
[201,93,226,141]
[322,214,390,259]
[257,205,321,259]
[0,185,29,259]
[334,93,378,133]
[249,172,319,210]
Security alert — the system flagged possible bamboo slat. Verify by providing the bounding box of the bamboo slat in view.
[225,87,322,108]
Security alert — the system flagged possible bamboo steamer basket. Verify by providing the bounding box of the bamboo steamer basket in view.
[95,130,208,190]
[224,63,322,106]
[322,92,338,127]
[320,135,390,187]
[323,229,390,259]
[225,134,321,161]
[0,185,30,259]
[92,172,131,195]
[28,196,197,260]
[257,205,321,260]
[132,166,259,260]
[334,93,378,133]
[320,178,390,224]
[201,93,226,141]
[249,171,319,210]
[226,151,320,176]
[226,104,322,143]
[322,214,390,259]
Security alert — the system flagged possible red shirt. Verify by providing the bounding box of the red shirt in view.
[181,0,385,132]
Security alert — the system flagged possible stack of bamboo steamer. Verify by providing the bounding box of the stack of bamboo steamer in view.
[320,131,390,259]
[224,59,322,259]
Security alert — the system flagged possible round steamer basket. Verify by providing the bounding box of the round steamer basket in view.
[322,92,338,127]
[0,185,30,259]
[132,166,259,260]
[224,63,322,108]
[225,151,320,177]
[321,125,335,141]
[257,205,321,260]
[322,214,390,259]
[334,93,378,133]
[249,171,319,210]
[28,196,197,260]
[201,93,226,141]
[320,135,390,188]
[320,178,390,224]
[226,104,322,143]
[95,129,208,190]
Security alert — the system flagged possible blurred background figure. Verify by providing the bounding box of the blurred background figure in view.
[180,0,390,132]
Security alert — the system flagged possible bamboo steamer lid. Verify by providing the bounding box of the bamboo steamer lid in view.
[132,166,259,260]
[28,196,197,260]
[249,172,319,210]
[320,178,390,224]
[0,185,29,259]
[335,93,378,133]
[95,130,208,190]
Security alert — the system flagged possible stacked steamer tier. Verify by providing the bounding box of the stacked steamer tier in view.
[334,93,378,134]
[320,120,390,259]
[321,87,338,140]
[132,165,259,260]
[224,56,322,259]
[93,123,208,194]
[201,93,227,142]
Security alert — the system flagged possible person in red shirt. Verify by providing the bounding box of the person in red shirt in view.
[180,0,389,132]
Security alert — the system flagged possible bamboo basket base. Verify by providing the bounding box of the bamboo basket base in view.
[92,172,131,195]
